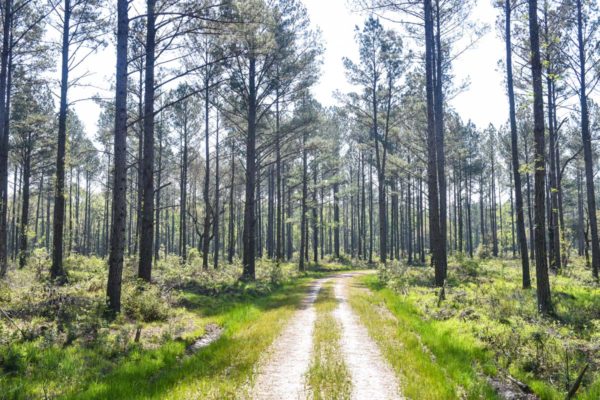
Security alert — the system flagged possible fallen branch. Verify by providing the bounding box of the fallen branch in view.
[0,306,25,338]
[507,375,534,394]
[566,364,588,400]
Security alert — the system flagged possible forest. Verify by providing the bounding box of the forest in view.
[0,0,600,398]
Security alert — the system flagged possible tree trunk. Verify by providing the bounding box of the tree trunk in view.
[577,170,584,256]
[213,110,220,269]
[333,182,340,259]
[201,79,210,269]
[18,146,31,268]
[181,106,189,264]
[368,155,373,263]
[544,10,561,271]
[34,172,43,247]
[505,0,531,276]
[267,165,274,258]
[434,0,447,278]
[228,140,235,263]
[299,129,308,271]
[576,0,600,279]
[425,0,444,286]
[106,0,129,309]
[241,57,257,280]
[275,95,283,261]
[286,170,293,260]
[138,0,156,282]
[312,164,318,263]
[51,0,71,281]
[106,0,129,313]
[154,120,163,260]
[527,0,552,314]
[0,0,12,277]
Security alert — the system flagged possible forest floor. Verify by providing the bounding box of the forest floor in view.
[1,253,600,399]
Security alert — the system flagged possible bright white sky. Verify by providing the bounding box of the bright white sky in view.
[301,0,508,127]
[71,0,509,137]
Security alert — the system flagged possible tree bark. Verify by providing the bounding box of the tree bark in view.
[505,0,530,286]
[433,0,447,278]
[241,57,257,280]
[201,79,210,269]
[154,118,163,260]
[18,144,30,269]
[180,104,189,264]
[0,0,12,277]
[51,0,71,281]
[576,0,600,279]
[425,0,444,286]
[213,109,220,269]
[106,0,129,310]
[299,128,308,271]
[228,139,235,263]
[312,164,318,263]
[527,0,552,314]
[138,0,156,282]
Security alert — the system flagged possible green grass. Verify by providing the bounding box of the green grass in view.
[306,281,352,399]
[0,255,359,400]
[348,274,498,400]
[373,256,600,399]
[73,278,312,399]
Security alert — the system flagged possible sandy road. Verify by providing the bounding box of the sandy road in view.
[250,272,402,400]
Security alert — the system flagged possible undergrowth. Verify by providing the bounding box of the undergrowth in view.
[376,255,600,399]
[0,253,352,399]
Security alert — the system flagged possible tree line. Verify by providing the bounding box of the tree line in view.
[0,0,598,316]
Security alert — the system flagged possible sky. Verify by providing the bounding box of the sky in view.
[71,0,509,137]
[300,0,508,128]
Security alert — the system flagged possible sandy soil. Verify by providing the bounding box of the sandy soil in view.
[250,278,328,400]
[333,273,403,400]
[250,272,402,400]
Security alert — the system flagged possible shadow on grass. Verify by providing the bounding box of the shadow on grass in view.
[69,278,315,400]
[354,275,498,399]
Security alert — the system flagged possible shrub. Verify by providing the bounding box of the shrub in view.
[0,345,26,374]
[476,244,492,260]
[378,261,408,293]
[29,247,50,278]
[123,281,169,323]
[461,258,479,277]
[269,261,284,285]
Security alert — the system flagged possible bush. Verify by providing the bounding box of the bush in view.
[461,259,479,277]
[29,247,50,278]
[378,261,408,293]
[269,261,284,285]
[0,345,26,374]
[476,244,492,260]
[123,281,169,323]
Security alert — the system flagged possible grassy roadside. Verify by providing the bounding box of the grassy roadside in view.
[347,273,498,400]
[369,256,600,399]
[306,281,352,400]
[0,256,362,400]
[71,277,314,399]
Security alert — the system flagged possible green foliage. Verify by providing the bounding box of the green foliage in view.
[0,257,343,398]
[29,248,50,279]
[352,274,498,399]
[377,257,600,399]
[460,258,479,277]
[122,281,169,323]
[377,261,409,293]
[476,243,492,259]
